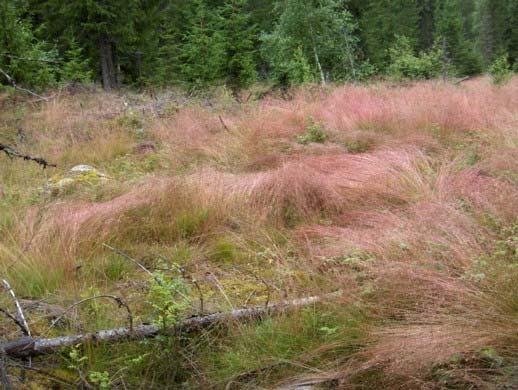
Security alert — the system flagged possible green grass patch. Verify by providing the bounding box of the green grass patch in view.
[196,305,367,387]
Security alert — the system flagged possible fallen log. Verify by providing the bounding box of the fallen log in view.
[3,292,340,359]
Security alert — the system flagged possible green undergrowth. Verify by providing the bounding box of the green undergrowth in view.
[44,304,367,389]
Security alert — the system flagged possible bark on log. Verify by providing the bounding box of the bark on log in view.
[3,292,340,359]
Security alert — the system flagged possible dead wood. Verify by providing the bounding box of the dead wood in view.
[0,143,56,169]
[0,67,51,101]
[3,292,340,359]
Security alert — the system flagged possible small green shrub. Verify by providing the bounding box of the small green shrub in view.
[88,371,111,389]
[489,53,513,85]
[344,138,374,153]
[147,271,190,328]
[297,117,328,144]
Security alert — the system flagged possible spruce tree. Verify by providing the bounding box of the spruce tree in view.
[435,0,481,75]
[507,0,518,66]
[218,0,258,91]
[360,0,422,68]
[42,0,140,90]
[477,0,510,65]
[179,0,226,87]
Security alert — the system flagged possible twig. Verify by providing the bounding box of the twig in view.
[7,361,75,388]
[191,278,204,314]
[48,295,133,333]
[0,143,56,169]
[246,269,271,309]
[218,115,230,131]
[172,264,204,315]
[232,266,272,309]
[106,246,191,301]
[0,53,61,64]
[0,67,50,101]
[0,308,28,336]
[453,75,474,85]
[3,292,342,358]
[102,243,154,279]
[208,273,234,310]
[2,280,31,337]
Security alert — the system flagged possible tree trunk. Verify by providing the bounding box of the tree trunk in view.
[99,37,117,90]
[313,46,326,85]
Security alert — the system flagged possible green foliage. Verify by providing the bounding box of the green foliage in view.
[262,0,360,86]
[359,0,422,68]
[488,53,513,85]
[88,371,111,389]
[387,35,444,80]
[0,0,58,88]
[60,39,92,84]
[67,344,112,389]
[297,117,328,144]
[218,0,258,90]
[179,0,226,87]
[434,0,482,75]
[285,46,314,85]
[146,271,190,328]
[2,0,515,89]
[198,307,366,384]
[210,238,238,264]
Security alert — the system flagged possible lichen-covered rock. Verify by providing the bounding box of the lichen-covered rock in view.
[69,164,106,178]
[44,164,108,194]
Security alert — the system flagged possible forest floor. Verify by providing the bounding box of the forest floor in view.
[0,78,517,389]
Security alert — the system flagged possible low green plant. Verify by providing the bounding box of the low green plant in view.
[88,371,111,389]
[147,270,190,329]
[297,117,328,144]
[344,138,374,153]
[67,344,112,389]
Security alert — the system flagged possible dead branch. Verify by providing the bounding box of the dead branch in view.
[0,143,56,169]
[233,266,272,309]
[208,272,234,309]
[218,115,230,131]
[3,292,341,359]
[453,75,474,85]
[0,54,61,64]
[2,280,31,337]
[191,278,204,314]
[0,308,28,336]
[48,295,133,333]
[7,361,76,388]
[103,245,190,300]
[0,67,50,101]
[102,243,154,279]
[173,264,204,315]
